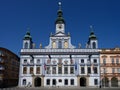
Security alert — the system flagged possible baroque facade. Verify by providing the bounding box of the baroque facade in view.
[100,48,120,87]
[19,3,100,87]
[0,47,20,88]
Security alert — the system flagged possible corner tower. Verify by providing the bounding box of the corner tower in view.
[87,26,98,49]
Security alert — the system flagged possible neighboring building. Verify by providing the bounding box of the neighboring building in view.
[19,2,100,87]
[100,47,120,87]
[0,47,20,88]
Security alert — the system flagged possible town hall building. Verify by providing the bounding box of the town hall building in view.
[19,2,100,87]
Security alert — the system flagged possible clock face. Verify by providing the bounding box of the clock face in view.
[58,24,62,29]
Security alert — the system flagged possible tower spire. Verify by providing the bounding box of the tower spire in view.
[58,2,62,10]
[89,25,97,39]
[55,2,65,24]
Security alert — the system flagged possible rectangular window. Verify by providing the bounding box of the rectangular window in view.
[64,67,68,74]
[93,67,98,74]
[71,79,74,85]
[58,67,62,74]
[94,79,98,85]
[87,67,91,74]
[111,58,114,64]
[24,59,27,63]
[58,40,62,49]
[23,67,27,74]
[103,68,106,73]
[81,67,85,74]
[64,79,68,85]
[116,59,119,64]
[87,59,91,63]
[37,59,40,63]
[36,67,40,74]
[30,59,34,64]
[30,67,33,74]
[117,68,120,73]
[52,67,56,74]
[46,66,50,74]
[70,67,74,74]
[112,68,115,73]
[103,58,106,64]
[81,59,84,63]
[46,79,50,85]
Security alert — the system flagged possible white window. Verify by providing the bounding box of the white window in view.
[24,59,27,63]
[46,79,50,85]
[71,79,74,85]
[37,59,40,63]
[46,66,50,74]
[58,66,62,74]
[70,66,74,74]
[94,79,98,85]
[52,67,56,74]
[23,79,26,85]
[116,58,119,64]
[64,67,68,74]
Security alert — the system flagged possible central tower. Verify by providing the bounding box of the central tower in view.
[55,2,65,33]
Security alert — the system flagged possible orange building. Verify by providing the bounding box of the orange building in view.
[100,47,120,87]
[0,47,20,88]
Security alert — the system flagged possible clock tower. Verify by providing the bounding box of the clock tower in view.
[55,2,65,33]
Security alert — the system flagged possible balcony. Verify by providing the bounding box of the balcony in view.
[101,73,120,77]
[80,63,85,66]
[21,48,100,55]
[100,63,120,67]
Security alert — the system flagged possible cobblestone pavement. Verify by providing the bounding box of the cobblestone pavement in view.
[0,87,120,90]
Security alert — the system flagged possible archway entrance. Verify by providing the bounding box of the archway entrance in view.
[102,77,109,87]
[80,77,86,86]
[111,77,118,87]
[34,77,41,87]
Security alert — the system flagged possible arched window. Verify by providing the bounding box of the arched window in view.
[25,42,28,49]
[64,41,68,48]
[52,41,56,48]
[22,79,26,85]
[58,40,62,49]
[93,42,96,49]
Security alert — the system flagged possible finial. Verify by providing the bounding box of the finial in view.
[78,43,81,48]
[58,2,62,10]
[40,43,42,48]
[50,32,53,36]
[68,32,70,36]
[90,25,94,32]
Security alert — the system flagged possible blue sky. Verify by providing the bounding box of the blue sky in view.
[0,0,120,55]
